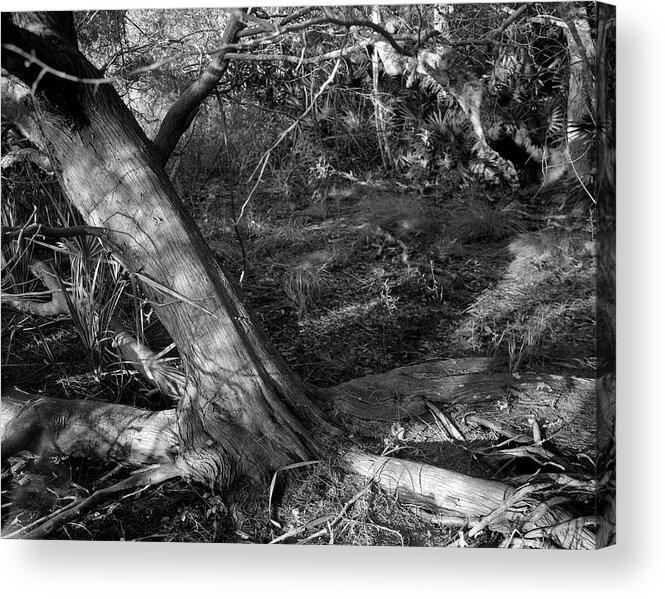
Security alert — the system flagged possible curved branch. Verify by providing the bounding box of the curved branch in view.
[559,7,596,105]
[1,259,69,317]
[320,7,413,56]
[484,4,531,41]
[277,6,318,27]
[152,13,246,164]
[223,40,370,66]
[1,7,512,104]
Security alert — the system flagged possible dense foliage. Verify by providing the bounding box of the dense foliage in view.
[61,3,609,197]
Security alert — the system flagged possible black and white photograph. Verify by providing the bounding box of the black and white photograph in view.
[1,1,616,554]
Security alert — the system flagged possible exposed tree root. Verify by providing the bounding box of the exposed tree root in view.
[2,356,601,546]
[1,388,178,465]
[327,357,593,418]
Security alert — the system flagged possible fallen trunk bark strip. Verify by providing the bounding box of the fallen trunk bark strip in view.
[328,360,592,422]
[341,449,596,549]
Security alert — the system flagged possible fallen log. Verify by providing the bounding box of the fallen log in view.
[1,388,178,465]
[341,449,597,549]
[326,358,596,456]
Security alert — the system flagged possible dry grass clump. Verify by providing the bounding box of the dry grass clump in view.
[272,463,457,546]
[453,228,595,371]
[447,197,524,243]
[249,219,310,262]
[282,249,335,316]
[508,229,591,268]
[1,162,70,296]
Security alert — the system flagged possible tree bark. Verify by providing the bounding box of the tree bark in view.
[1,388,178,464]
[2,11,326,491]
[560,3,596,177]
[371,5,393,169]
[342,450,596,549]
[325,357,597,457]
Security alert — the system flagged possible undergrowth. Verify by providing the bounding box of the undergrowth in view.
[2,159,597,543]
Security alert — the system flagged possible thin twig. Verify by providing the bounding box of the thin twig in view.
[466,414,533,445]
[468,482,550,538]
[426,400,466,441]
[237,43,346,224]
[3,464,181,539]
[269,484,371,545]
[296,485,372,545]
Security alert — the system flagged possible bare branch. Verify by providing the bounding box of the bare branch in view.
[483,3,532,41]
[2,42,198,88]
[223,40,369,66]
[559,6,596,101]
[278,6,318,27]
[321,7,412,54]
[152,12,246,164]
[227,7,278,34]
[2,6,518,105]
[238,45,346,223]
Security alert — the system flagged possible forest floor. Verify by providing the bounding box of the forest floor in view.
[1,174,597,545]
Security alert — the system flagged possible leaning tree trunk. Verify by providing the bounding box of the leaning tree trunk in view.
[560,3,596,178]
[1,13,327,491]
